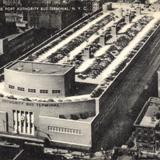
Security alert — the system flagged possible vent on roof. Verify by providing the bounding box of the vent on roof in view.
[151,116,156,122]
[15,67,23,71]
[32,68,41,72]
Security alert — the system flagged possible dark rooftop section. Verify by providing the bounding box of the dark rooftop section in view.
[74,82,97,96]
[134,97,160,128]
[0,23,19,39]
[6,61,74,75]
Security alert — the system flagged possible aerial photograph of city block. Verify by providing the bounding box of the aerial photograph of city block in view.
[0,0,160,159]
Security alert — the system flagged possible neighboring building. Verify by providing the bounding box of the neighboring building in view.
[4,61,75,98]
[3,0,83,30]
[134,97,160,158]
[3,0,21,5]
[0,28,35,55]
[134,97,160,152]
[5,13,28,28]
[116,64,160,159]
[0,2,160,151]
[0,0,5,24]
[157,68,160,97]
[133,66,160,156]
[92,0,101,12]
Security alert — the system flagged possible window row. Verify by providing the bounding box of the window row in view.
[8,85,61,94]
[48,126,82,135]
[52,90,60,94]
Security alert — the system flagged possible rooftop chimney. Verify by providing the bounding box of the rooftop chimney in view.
[136,7,141,15]
[83,46,93,59]
[99,35,106,46]
[102,3,112,13]
[125,14,131,24]
[111,25,117,37]
[118,8,123,18]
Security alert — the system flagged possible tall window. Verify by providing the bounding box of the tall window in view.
[13,110,34,135]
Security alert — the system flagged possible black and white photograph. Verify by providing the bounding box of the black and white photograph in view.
[0,0,159,159]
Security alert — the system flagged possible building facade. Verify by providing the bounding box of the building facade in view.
[134,97,160,153]
[0,2,160,151]
[0,61,96,150]
[3,0,83,30]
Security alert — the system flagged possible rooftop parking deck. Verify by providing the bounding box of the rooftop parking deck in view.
[2,3,160,99]
[28,9,160,84]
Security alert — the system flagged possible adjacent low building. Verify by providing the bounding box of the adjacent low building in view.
[134,67,160,154]
[3,0,83,30]
[134,97,160,153]
[0,28,35,55]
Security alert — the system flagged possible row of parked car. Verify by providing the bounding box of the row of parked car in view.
[69,39,101,69]
[78,34,130,80]
[59,111,95,120]
[70,16,134,74]
[47,14,115,63]
[2,93,92,104]
[78,15,154,81]
[76,18,132,80]
[25,12,104,62]
[127,16,153,39]
[104,16,154,80]
[90,15,155,98]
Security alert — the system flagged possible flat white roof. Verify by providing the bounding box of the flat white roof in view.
[135,97,160,128]
[7,61,73,75]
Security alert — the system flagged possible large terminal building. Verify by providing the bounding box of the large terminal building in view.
[0,2,160,151]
